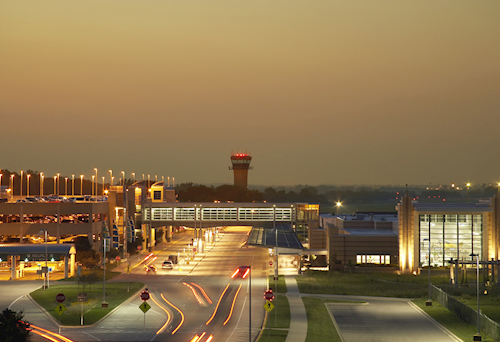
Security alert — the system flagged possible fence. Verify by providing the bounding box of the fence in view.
[432,285,500,341]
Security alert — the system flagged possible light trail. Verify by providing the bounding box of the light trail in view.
[241,268,250,279]
[198,331,206,341]
[189,335,199,342]
[160,293,185,334]
[223,283,242,326]
[191,282,212,304]
[150,293,172,335]
[206,335,214,342]
[30,324,74,342]
[183,282,204,305]
[231,269,239,278]
[206,283,230,325]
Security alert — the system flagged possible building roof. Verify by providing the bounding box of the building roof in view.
[247,224,303,249]
[342,229,398,237]
[0,243,76,257]
[411,202,492,213]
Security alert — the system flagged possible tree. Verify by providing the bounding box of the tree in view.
[0,308,31,342]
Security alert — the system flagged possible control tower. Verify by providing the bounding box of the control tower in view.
[229,153,253,189]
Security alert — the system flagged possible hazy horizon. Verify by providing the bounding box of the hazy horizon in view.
[1,1,499,186]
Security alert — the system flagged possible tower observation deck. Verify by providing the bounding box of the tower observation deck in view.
[229,153,253,189]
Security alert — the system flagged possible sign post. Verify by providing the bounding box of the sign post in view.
[140,289,150,332]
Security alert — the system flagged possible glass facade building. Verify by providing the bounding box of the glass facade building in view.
[419,214,482,267]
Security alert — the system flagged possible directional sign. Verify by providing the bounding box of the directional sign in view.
[139,301,151,313]
[55,304,66,315]
[126,265,131,274]
[264,301,274,312]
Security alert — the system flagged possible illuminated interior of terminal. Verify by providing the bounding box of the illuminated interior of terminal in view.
[419,214,482,267]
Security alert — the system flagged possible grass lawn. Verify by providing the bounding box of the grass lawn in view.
[413,298,494,342]
[259,294,290,342]
[30,281,144,325]
[297,270,450,298]
[303,298,343,342]
[268,275,287,294]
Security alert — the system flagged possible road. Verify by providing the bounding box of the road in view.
[5,227,269,342]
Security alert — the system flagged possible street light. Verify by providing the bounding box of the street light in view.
[466,183,471,203]
[53,176,57,195]
[94,168,98,198]
[424,238,432,306]
[40,173,44,196]
[65,177,68,196]
[72,175,75,196]
[0,173,2,199]
[10,174,14,199]
[57,173,60,195]
[39,229,49,289]
[122,171,125,186]
[336,201,342,215]
[80,175,84,195]
[102,176,105,195]
[470,253,481,341]
[92,176,95,196]
[109,170,113,186]
[27,174,31,197]
[132,172,135,183]
[20,171,23,198]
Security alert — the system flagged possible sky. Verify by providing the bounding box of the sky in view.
[1,1,499,187]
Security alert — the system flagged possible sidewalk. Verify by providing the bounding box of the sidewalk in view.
[284,275,307,342]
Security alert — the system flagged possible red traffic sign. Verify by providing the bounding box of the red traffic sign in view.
[137,246,142,251]
[140,290,150,301]
[264,290,274,301]
[56,293,66,303]
[115,256,121,261]
[269,261,273,266]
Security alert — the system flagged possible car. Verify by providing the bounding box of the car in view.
[231,266,250,279]
[162,261,173,270]
[0,198,8,203]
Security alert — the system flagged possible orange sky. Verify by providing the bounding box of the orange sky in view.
[1,1,499,186]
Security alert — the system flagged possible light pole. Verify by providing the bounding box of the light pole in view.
[10,174,14,199]
[20,171,23,198]
[92,176,95,197]
[0,173,2,199]
[80,175,84,195]
[40,229,49,289]
[109,170,113,186]
[132,172,135,183]
[27,174,31,197]
[471,253,481,341]
[102,176,105,195]
[40,173,44,196]
[57,173,60,195]
[72,175,75,196]
[248,265,251,342]
[53,176,57,195]
[424,238,432,306]
[122,171,125,186]
[466,183,471,203]
[65,177,68,196]
[94,168,98,198]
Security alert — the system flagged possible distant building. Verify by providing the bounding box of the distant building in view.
[229,153,253,189]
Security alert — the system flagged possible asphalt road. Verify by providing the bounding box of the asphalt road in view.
[321,295,462,342]
[4,227,269,342]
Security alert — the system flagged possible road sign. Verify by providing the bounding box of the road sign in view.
[56,293,66,303]
[55,304,66,315]
[269,261,273,266]
[264,290,274,301]
[264,301,274,312]
[137,246,142,251]
[126,265,131,274]
[139,301,151,313]
[78,293,87,302]
[140,290,150,301]
[116,256,121,261]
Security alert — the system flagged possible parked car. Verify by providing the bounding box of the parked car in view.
[162,261,173,270]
